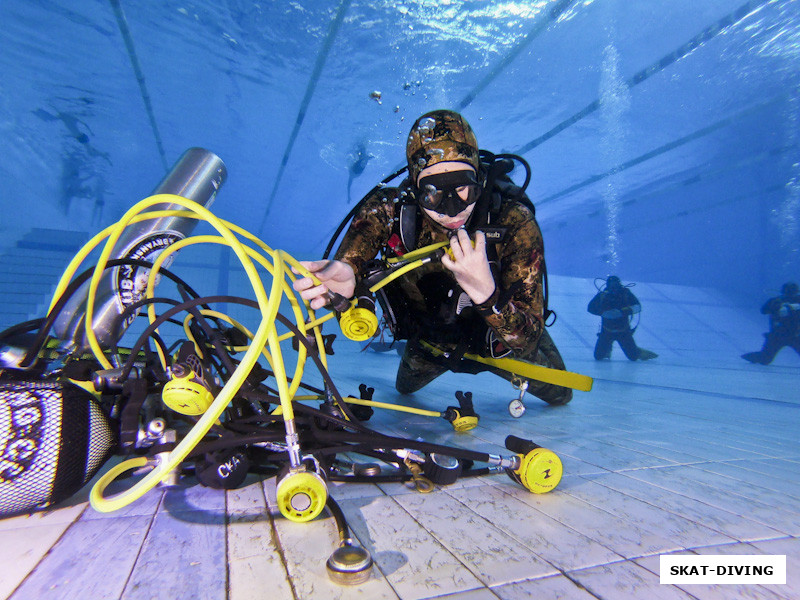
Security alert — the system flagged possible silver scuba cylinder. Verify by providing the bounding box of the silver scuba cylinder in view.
[53,147,227,351]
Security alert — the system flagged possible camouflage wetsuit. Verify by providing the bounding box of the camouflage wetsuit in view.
[335,185,572,406]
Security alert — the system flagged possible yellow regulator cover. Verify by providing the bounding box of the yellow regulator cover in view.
[162,377,214,415]
[516,448,563,493]
[276,470,328,523]
[338,307,378,341]
[450,414,479,432]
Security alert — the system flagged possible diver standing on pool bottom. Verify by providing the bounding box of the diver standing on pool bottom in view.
[293,109,572,407]
[742,282,800,365]
[587,275,658,361]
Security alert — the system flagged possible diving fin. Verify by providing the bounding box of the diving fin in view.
[637,349,658,361]
[419,341,593,392]
[464,353,594,392]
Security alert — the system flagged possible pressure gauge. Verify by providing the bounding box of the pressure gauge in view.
[508,398,526,418]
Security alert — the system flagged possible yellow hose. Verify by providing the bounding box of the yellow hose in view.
[83,196,266,369]
[90,196,287,512]
[81,199,509,512]
[385,241,448,264]
[369,258,425,294]
[90,253,282,512]
[143,234,311,398]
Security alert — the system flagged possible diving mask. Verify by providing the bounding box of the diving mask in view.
[416,170,482,217]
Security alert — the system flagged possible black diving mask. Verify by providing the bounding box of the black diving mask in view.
[416,170,482,217]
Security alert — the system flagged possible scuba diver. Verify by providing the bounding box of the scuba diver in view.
[587,275,657,361]
[293,109,573,407]
[346,140,372,204]
[742,281,800,365]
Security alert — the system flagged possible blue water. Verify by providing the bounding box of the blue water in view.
[1,0,799,324]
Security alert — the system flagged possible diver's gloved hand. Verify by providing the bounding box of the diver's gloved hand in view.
[441,229,495,305]
[292,260,356,310]
[602,309,623,319]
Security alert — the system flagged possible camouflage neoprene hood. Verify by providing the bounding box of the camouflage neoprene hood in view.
[406,110,480,183]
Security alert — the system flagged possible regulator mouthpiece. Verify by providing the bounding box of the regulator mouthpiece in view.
[326,539,373,586]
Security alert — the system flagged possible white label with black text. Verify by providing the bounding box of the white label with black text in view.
[660,555,786,584]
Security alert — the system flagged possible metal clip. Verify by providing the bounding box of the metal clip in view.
[404,457,434,493]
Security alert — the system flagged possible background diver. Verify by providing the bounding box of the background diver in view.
[742,281,800,365]
[293,109,573,407]
[587,275,657,361]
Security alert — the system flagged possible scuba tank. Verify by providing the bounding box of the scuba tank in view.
[53,147,227,350]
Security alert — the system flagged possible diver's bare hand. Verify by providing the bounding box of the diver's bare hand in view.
[441,229,495,305]
[292,260,356,310]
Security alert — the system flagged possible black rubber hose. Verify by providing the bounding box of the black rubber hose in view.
[312,429,493,463]
[505,435,541,454]
[326,495,350,542]
[0,319,45,343]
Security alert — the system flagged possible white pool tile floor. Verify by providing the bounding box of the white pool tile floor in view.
[2,276,798,599]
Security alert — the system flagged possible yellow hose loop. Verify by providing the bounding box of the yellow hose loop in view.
[144,235,312,397]
[91,274,278,512]
[89,456,150,509]
[48,209,195,315]
[53,202,334,375]
[85,195,269,370]
[90,200,283,513]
